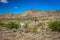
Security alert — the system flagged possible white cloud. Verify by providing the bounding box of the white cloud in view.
[0,0,8,3]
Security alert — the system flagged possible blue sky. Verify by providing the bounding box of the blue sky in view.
[0,0,60,14]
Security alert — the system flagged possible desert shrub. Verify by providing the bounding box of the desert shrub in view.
[24,24,38,32]
[0,21,6,27]
[0,21,3,26]
[33,17,38,21]
[6,21,19,29]
[48,21,60,31]
[24,24,28,29]
[37,22,45,27]
[0,22,19,29]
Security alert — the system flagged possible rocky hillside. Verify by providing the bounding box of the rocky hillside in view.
[0,10,60,18]
[0,10,60,40]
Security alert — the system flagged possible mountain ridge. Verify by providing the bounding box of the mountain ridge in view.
[0,10,60,18]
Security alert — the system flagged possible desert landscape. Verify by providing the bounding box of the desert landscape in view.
[0,10,60,40]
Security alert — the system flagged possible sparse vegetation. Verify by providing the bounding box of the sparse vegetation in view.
[0,10,60,40]
[24,24,38,32]
[32,27,38,32]
[0,20,19,29]
[24,24,28,29]
[6,21,19,29]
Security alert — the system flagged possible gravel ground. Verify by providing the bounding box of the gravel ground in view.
[0,28,60,40]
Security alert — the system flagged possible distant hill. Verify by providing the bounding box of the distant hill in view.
[0,10,60,18]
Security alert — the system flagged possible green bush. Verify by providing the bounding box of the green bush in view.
[7,22,19,29]
[0,21,3,26]
[24,24,28,29]
[48,21,60,31]
[0,20,19,29]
